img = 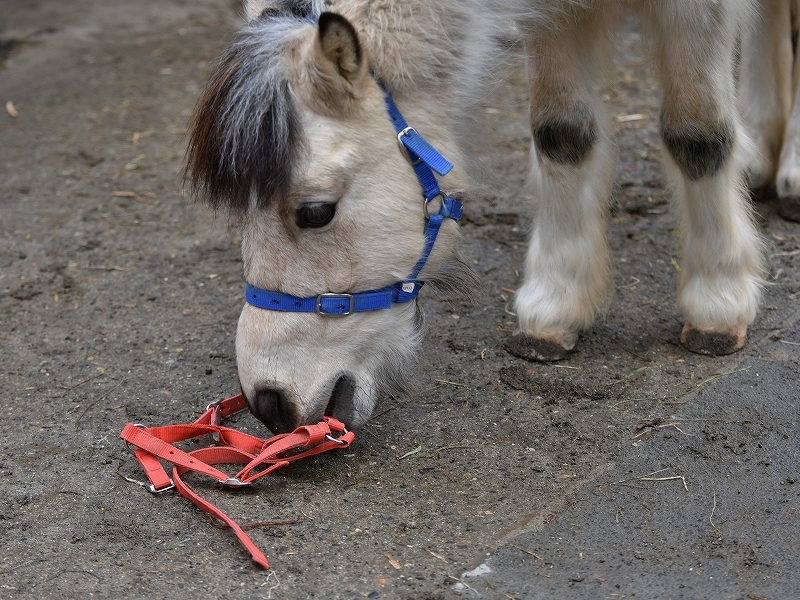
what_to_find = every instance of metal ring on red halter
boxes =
[325,425,349,444]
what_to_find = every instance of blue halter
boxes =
[244,92,463,317]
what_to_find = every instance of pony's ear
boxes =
[244,1,313,22]
[315,12,366,87]
[244,0,272,21]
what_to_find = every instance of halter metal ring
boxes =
[124,423,147,453]
[325,424,349,445]
[423,191,446,219]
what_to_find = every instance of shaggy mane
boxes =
[184,10,310,211]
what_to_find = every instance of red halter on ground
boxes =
[120,393,354,569]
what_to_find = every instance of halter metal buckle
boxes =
[147,479,175,494]
[316,293,355,316]
[397,127,423,166]
[206,398,224,427]
[223,478,250,488]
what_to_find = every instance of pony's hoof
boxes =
[777,195,800,223]
[680,322,747,356]
[504,333,575,362]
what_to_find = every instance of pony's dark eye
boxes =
[295,203,337,229]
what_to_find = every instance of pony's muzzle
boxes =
[245,373,359,434]
[325,373,358,425]
[246,385,297,434]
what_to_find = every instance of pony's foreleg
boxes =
[775,0,800,220]
[737,0,792,192]
[511,20,615,361]
[650,3,765,355]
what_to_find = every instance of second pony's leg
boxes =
[510,10,617,361]
[775,0,800,220]
[737,0,793,192]
[646,1,764,355]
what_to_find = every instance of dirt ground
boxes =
[1,1,798,599]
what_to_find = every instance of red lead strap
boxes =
[120,393,355,569]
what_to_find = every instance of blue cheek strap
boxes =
[244,90,462,316]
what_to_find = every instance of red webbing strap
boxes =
[120,394,354,569]
[235,420,355,483]
[121,423,233,482]
[171,446,284,570]
[194,394,248,426]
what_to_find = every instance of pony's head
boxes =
[186,3,473,432]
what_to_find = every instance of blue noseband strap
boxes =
[245,281,424,316]
[244,91,461,316]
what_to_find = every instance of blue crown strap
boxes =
[384,94,453,178]
[398,129,454,177]
[407,213,445,283]
[415,161,443,203]
[243,89,461,317]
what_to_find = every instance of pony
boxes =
[185,0,765,433]
[739,0,800,221]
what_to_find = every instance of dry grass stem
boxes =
[448,575,479,596]
[112,190,156,205]
[696,367,751,389]
[60,370,105,390]
[509,544,543,560]
[709,491,723,538]
[399,445,422,459]
[76,379,125,425]
[435,379,468,387]
[639,475,689,492]
[617,113,646,122]
[771,249,800,258]
[600,468,689,492]
[385,553,402,570]
[425,548,448,563]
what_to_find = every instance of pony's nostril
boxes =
[248,386,296,434]
[325,374,357,424]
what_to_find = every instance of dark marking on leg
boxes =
[660,115,734,180]
[532,104,597,165]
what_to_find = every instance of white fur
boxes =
[515,0,764,347]
[738,0,793,189]
[203,0,766,430]
[740,0,800,206]
[233,0,485,429]
[515,11,616,344]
